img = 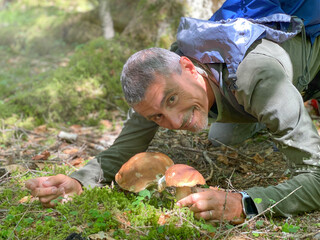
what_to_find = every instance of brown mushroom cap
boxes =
[115,152,174,192]
[165,164,206,187]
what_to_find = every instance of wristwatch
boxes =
[240,191,258,219]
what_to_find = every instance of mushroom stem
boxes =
[176,186,192,201]
[157,175,166,192]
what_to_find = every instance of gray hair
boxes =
[120,47,181,105]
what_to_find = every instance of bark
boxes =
[99,0,115,39]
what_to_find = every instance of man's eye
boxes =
[168,96,176,104]
[154,114,162,121]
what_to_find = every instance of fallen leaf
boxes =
[88,231,115,240]
[32,150,50,160]
[100,120,113,129]
[5,164,27,173]
[70,124,82,133]
[33,125,47,134]
[217,154,229,165]
[34,162,45,170]
[157,213,170,225]
[227,151,238,158]
[19,195,37,204]
[239,164,249,172]
[63,148,79,155]
[70,157,84,167]
[253,153,265,164]
[115,211,131,226]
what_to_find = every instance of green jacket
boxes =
[71,34,320,217]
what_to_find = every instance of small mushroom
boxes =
[165,164,206,201]
[115,152,174,192]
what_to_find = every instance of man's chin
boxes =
[189,119,208,133]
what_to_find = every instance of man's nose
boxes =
[166,114,183,129]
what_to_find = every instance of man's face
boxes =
[133,57,213,133]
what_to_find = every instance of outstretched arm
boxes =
[235,39,320,216]
[70,109,158,188]
[26,109,158,207]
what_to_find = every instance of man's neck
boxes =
[196,72,215,111]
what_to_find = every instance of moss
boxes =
[1,36,134,125]
[121,0,184,49]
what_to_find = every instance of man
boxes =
[26,0,320,223]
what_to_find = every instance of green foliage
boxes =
[0,164,216,239]
[1,36,134,126]
[0,0,137,127]
[281,222,300,233]
[254,198,262,204]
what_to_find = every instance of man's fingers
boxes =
[31,186,59,198]
[42,174,66,188]
[189,198,216,213]
[192,187,213,193]
[194,210,220,220]
[177,190,214,207]
[25,177,49,190]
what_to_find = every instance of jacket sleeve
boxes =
[69,109,158,188]
[234,41,320,217]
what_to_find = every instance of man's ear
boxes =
[179,56,198,77]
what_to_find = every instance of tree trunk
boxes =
[99,0,115,39]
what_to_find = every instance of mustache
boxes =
[180,107,194,129]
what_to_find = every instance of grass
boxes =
[0,164,216,240]
[0,0,132,127]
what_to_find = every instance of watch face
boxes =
[243,196,258,217]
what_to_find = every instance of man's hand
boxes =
[25,174,83,208]
[176,187,245,224]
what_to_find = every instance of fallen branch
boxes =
[202,151,214,181]
[211,139,253,161]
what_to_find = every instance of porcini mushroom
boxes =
[165,164,206,201]
[115,152,174,192]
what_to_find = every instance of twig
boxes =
[11,201,33,240]
[175,209,213,239]
[299,230,320,239]
[216,185,303,240]
[211,139,253,161]
[202,151,214,181]
[173,145,220,156]
[218,169,236,234]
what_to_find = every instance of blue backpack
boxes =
[210,0,320,44]
[176,0,319,89]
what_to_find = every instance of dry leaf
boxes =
[34,125,47,134]
[227,151,238,158]
[5,164,27,173]
[88,231,115,240]
[70,124,82,133]
[34,162,45,170]
[32,150,50,160]
[63,148,79,155]
[239,164,249,172]
[253,153,265,164]
[19,195,37,203]
[157,213,170,225]
[70,157,84,167]
[217,154,229,165]
[100,119,113,129]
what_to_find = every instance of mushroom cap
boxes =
[165,164,205,187]
[115,152,174,192]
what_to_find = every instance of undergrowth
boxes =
[0,164,216,240]
[0,0,133,127]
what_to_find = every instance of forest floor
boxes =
[1,115,320,239]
